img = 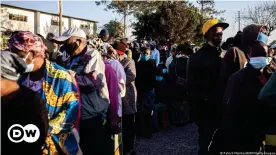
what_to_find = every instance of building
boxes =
[1,4,98,38]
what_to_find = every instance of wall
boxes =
[1,7,34,32]
[72,18,94,35]
[40,13,69,37]
[1,6,97,38]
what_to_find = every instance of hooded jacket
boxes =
[220,24,265,103]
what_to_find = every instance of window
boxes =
[51,19,64,26]
[9,14,28,22]
[80,24,90,29]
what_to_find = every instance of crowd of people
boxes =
[1,18,276,155]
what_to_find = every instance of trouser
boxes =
[197,117,218,155]
[122,114,136,155]
[136,91,155,138]
[79,115,113,155]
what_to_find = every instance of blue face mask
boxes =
[156,76,163,82]
[141,55,150,61]
[162,68,167,74]
[249,57,269,69]
[257,32,268,45]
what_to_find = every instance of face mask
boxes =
[141,55,150,61]
[64,41,79,55]
[257,32,268,45]
[156,76,163,82]
[162,68,167,74]
[249,57,269,70]
[23,52,35,73]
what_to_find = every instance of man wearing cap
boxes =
[107,43,127,118]
[186,19,229,155]
[52,27,110,155]
[99,29,111,52]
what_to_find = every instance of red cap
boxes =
[117,50,125,55]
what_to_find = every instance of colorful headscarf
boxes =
[8,31,47,58]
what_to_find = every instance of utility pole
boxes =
[201,0,204,14]
[238,11,241,31]
[123,4,129,38]
[59,0,62,36]
[123,12,126,38]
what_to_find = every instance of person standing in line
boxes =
[8,31,80,155]
[106,43,127,117]
[259,71,276,152]
[52,27,110,155]
[220,24,268,102]
[1,51,48,155]
[150,41,160,66]
[99,29,111,52]
[222,41,270,152]
[186,19,229,155]
[117,44,138,155]
[135,48,159,139]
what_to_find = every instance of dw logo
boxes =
[7,124,40,143]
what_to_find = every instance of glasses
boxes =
[214,32,223,38]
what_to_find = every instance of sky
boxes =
[1,0,275,42]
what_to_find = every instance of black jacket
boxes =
[221,64,266,151]
[136,59,159,93]
[187,43,222,121]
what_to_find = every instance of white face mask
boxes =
[249,57,269,70]
[23,52,34,73]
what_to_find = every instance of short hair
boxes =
[143,47,152,55]
[46,33,55,40]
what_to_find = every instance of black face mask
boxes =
[63,42,79,56]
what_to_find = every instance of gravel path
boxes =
[136,123,199,155]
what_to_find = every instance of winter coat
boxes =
[186,43,222,123]
[120,58,138,115]
[221,64,267,152]
[259,71,276,151]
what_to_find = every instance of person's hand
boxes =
[68,70,76,77]
[91,71,98,80]
[33,57,44,71]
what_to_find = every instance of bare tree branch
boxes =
[241,1,276,35]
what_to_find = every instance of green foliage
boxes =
[0,34,9,50]
[103,20,124,38]
[96,0,225,45]
[132,1,204,45]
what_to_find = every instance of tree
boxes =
[242,1,276,35]
[197,0,225,19]
[132,1,203,45]
[103,20,124,38]
[96,1,162,37]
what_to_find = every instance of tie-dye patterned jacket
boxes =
[19,59,79,155]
